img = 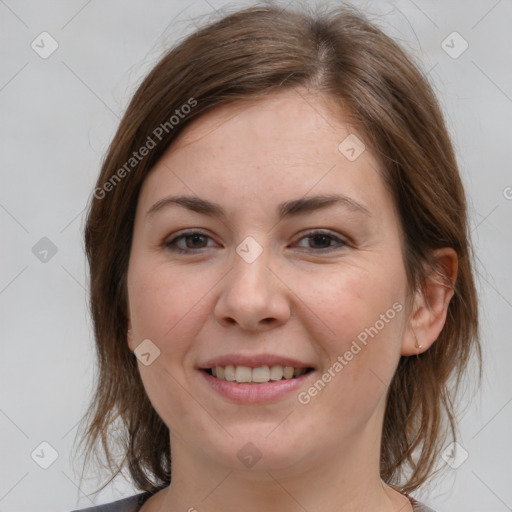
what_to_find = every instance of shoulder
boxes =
[410,496,437,512]
[69,492,152,512]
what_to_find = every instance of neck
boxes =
[151,431,411,512]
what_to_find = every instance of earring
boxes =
[413,331,423,350]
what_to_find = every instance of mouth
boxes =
[198,354,316,402]
[203,365,315,384]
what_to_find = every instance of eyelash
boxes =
[164,230,348,254]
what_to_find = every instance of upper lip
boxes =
[199,354,313,369]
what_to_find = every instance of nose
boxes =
[213,247,291,332]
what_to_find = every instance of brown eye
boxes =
[165,231,216,253]
[308,234,333,249]
[184,234,208,249]
[295,230,347,252]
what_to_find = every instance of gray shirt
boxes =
[70,492,436,511]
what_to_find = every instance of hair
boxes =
[78,1,481,497]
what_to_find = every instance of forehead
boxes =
[168,91,355,168]
[138,90,391,219]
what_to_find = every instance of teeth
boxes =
[224,365,236,381]
[283,366,294,379]
[252,366,270,383]
[269,365,283,381]
[209,365,309,383]
[235,366,251,382]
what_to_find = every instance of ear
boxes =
[401,248,458,356]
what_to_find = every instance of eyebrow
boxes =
[145,193,372,221]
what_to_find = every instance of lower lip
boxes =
[200,370,313,403]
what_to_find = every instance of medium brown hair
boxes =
[78,2,481,496]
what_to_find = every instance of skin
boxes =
[126,89,457,512]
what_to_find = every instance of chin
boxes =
[199,426,312,474]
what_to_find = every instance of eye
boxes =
[164,231,217,253]
[294,230,347,252]
[164,229,348,254]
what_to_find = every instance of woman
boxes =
[73,3,481,511]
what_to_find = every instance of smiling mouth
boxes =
[204,365,314,384]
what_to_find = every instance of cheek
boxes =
[128,262,213,345]
[127,263,214,425]
[296,261,405,339]
[136,361,208,439]
[294,261,406,395]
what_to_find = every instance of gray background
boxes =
[1,1,511,511]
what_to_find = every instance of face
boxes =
[126,90,412,476]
